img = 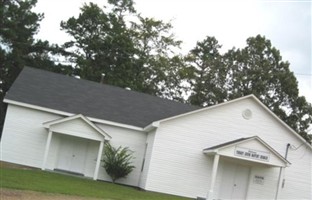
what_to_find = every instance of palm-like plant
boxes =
[102,143,135,183]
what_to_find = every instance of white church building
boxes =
[1,67,311,199]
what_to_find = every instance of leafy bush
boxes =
[102,143,135,183]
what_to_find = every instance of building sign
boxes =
[253,175,265,185]
[234,146,270,162]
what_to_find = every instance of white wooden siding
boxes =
[45,134,61,169]
[144,98,312,199]
[218,139,286,167]
[1,104,147,187]
[215,157,280,199]
[1,105,62,168]
[50,118,104,141]
[279,145,312,199]
[48,134,102,178]
[2,98,311,199]
[95,123,147,186]
[247,165,280,199]
[84,140,100,177]
[139,130,156,188]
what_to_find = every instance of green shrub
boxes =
[102,143,135,183]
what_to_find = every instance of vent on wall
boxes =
[242,109,252,120]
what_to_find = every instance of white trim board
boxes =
[148,95,312,151]
[4,99,145,132]
[43,114,112,140]
[203,136,290,167]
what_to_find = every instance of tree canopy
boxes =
[186,35,312,141]
[0,0,72,134]
[185,36,227,106]
[1,0,311,142]
[60,1,183,100]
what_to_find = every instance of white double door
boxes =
[57,135,88,174]
[219,162,250,200]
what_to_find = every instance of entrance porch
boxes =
[203,136,290,200]
[41,114,111,180]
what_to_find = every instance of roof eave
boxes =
[4,98,144,132]
[143,121,159,132]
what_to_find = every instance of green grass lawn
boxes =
[0,166,190,200]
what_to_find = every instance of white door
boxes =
[57,136,88,174]
[219,162,250,200]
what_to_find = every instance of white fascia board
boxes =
[4,99,145,132]
[147,95,312,151]
[88,117,144,131]
[203,137,256,154]
[154,95,256,124]
[235,136,290,165]
[143,121,159,132]
[79,114,112,140]
[4,99,73,116]
[44,114,112,140]
[249,96,312,151]
[254,136,291,165]
[43,114,82,127]
[204,137,255,152]
[202,149,218,154]
[44,114,112,141]
[204,136,290,165]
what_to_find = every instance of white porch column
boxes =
[206,154,220,200]
[42,130,53,170]
[93,141,104,180]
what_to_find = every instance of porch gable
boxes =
[203,136,290,167]
[43,114,111,141]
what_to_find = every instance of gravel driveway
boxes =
[0,188,103,200]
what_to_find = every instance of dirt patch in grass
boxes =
[0,188,104,200]
[0,161,34,170]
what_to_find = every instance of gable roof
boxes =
[43,114,112,140]
[204,137,253,151]
[203,136,291,167]
[154,94,312,150]
[4,67,199,128]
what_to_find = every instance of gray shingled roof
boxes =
[5,67,199,127]
[203,137,253,151]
